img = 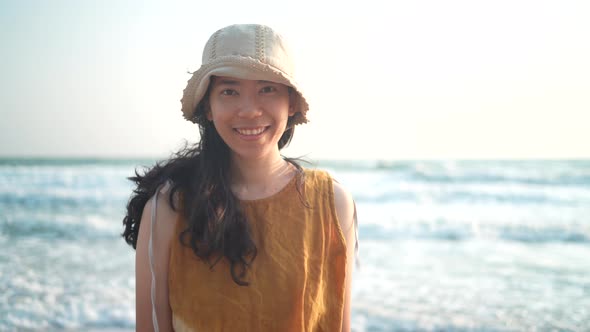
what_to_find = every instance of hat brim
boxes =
[181,55,309,125]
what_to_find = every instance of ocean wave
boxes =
[358,223,590,244]
[325,160,590,186]
[0,190,128,210]
[350,181,590,206]
[0,213,121,240]
[410,171,590,187]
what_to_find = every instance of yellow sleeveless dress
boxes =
[168,169,348,331]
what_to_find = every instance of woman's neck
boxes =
[229,152,295,200]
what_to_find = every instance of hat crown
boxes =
[202,24,295,78]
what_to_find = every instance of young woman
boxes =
[122,24,357,332]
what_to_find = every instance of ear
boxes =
[206,110,213,121]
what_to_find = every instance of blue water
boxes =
[1,158,589,331]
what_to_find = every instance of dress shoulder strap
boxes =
[148,180,172,332]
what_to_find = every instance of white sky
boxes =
[1,0,589,160]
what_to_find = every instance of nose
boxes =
[237,94,263,119]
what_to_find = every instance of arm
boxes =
[136,186,178,332]
[333,181,356,332]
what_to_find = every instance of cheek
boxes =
[208,101,229,122]
[272,97,292,116]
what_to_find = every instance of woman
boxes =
[122,24,357,332]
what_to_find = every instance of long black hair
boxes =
[122,87,303,286]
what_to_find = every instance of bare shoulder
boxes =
[136,182,182,266]
[135,182,179,331]
[332,179,355,236]
[155,182,181,221]
[143,182,181,237]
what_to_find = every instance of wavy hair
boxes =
[122,86,304,286]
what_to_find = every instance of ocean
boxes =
[0,158,589,331]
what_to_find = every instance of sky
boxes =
[1,0,589,160]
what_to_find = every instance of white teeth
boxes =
[236,127,265,136]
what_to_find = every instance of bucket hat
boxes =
[181,24,309,126]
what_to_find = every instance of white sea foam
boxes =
[0,237,135,331]
[351,240,590,331]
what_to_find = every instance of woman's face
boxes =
[207,76,295,160]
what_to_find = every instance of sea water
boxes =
[1,158,589,331]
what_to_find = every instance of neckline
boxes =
[239,169,301,204]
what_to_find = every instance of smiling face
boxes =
[207,76,295,161]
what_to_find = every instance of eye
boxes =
[220,89,238,96]
[260,86,277,94]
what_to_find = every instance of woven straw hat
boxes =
[181,24,309,126]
